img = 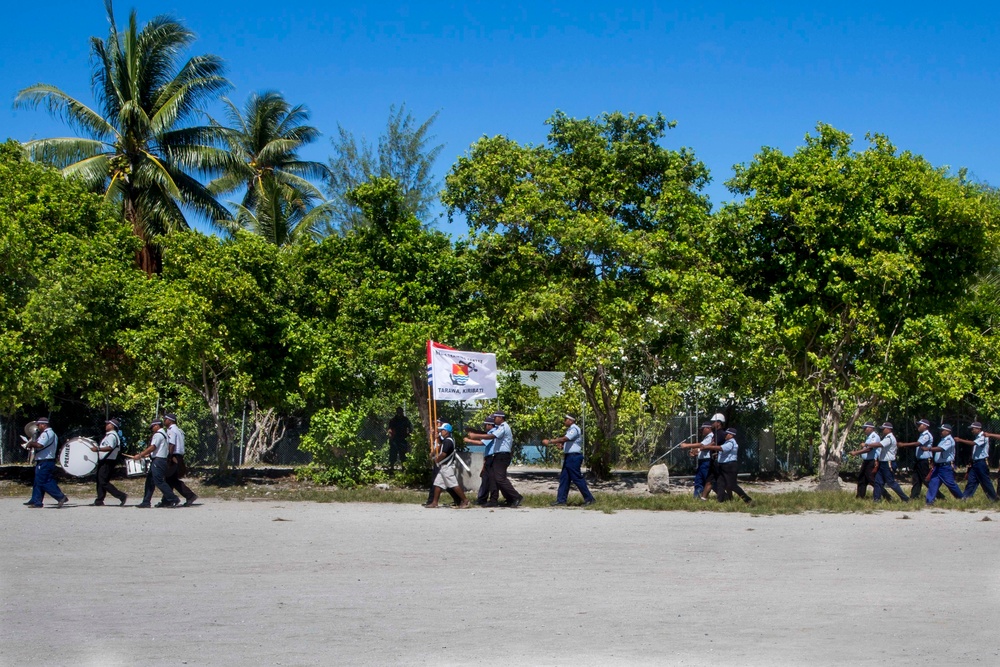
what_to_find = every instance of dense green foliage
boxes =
[6,3,1000,488]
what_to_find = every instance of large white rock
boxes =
[647,463,670,494]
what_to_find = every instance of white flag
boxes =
[429,342,498,401]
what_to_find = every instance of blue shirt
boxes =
[35,427,58,460]
[718,437,738,464]
[934,435,956,464]
[877,433,897,461]
[563,423,582,454]
[861,431,881,460]
[482,427,496,457]
[492,421,513,454]
[972,433,989,460]
[698,433,714,460]
[916,430,933,460]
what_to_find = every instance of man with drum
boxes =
[128,418,180,508]
[89,418,127,506]
[163,413,197,506]
[23,416,69,508]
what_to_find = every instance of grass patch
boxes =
[3,470,999,514]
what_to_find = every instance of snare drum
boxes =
[125,457,151,477]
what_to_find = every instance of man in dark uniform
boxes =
[466,411,521,507]
[163,413,197,506]
[475,416,497,507]
[897,419,936,500]
[23,417,69,508]
[849,422,881,499]
[954,421,999,501]
[544,414,595,506]
[89,418,127,506]
[386,407,412,474]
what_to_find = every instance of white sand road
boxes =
[2,498,999,666]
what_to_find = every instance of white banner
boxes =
[429,343,498,401]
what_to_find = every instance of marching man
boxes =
[543,414,595,507]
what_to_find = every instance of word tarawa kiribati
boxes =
[427,341,498,401]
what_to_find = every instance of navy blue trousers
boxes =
[556,453,594,503]
[693,458,711,497]
[29,459,66,505]
[963,459,998,501]
[874,462,909,501]
[926,464,964,504]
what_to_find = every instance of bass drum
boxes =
[60,436,98,477]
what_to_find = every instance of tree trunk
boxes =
[816,391,876,491]
[578,368,619,480]
[124,195,161,275]
[243,402,287,464]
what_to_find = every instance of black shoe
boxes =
[26,503,43,508]
[155,500,179,508]
[550,501,567,506]
[119,494,128,506]
[582,499,596,506]
[482,501,498,508]
[90,501,105,506]
[183,494,198,507]
[506,498,523,508]
[23,501,37,506]
[57,497,69,508]
[136,503,152,508]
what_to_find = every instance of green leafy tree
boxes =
[121,231,294,470]
[443,111,736,478]
[326,104,443,232]
[719,124,1000,488]
[14,0,230,273]
[288,177,467,439]
[0,140,142,415]
[218,176,333,247]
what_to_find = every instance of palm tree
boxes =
[219,177,333,247]
[15,1,230,274]
[207,91,329,213]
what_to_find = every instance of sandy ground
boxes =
[2,498,999,666]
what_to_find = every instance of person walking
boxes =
[873,422,909,502]
[163,413,197,506]
[544,414,595,506]
[680,423,715,499]
[466,412,521,507]
[425,424,469,509]
[896,419,936,500]
[89,418,127,506]
[475,416,498,507]
[23,417,69,509]
[849,422,881,499]
[923,424,965,505]
[699,428,752,503]
[954,421,999,502]
[129,419,180,508]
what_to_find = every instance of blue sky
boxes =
[3,1,998,232]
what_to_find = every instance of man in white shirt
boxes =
[163,413,197,506]
[89,418,127,506]
[544,415,595,506]
[128,419,180,508]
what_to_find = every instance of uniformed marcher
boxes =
[699,428,751,503]
[23,417,69,508]
[475,417,498,507]
[896,419,936,499]
[544,414,595,506]
[89,418,127,506]
[163,414,197,506]
[700,413,728,500]
[922,424,965,505]
[873,422,909,501]
[465,412,521,507]
[849,422,881,499]
[954,421,999,501]
[680,423,715,499]
[128,419,180,508]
